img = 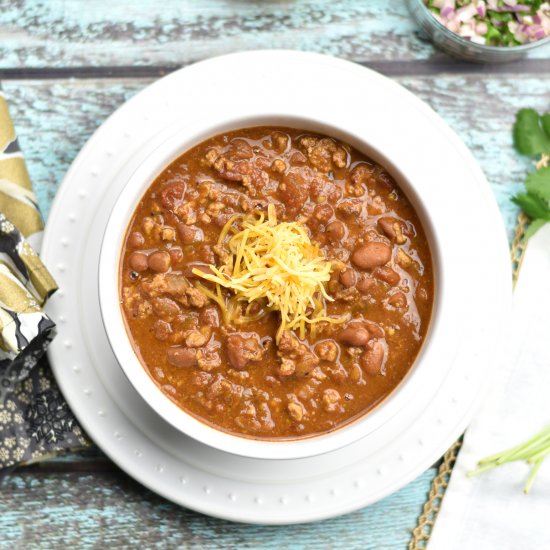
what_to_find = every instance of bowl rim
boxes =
[410,0,550,53]
[98,112,443,460]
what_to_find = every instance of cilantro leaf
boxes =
[511,192,550,221]
[525,166,550,201]
[513,108,550,157]
[542,113,550,139]
[524,219,548,240]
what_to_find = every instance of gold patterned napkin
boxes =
[0,89,88,473]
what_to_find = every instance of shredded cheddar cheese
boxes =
[192,204,347,341]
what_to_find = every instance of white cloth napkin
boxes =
[429,224,550,550]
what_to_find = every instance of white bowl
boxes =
[99,112,442,460]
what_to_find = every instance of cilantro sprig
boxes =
[469,110,550,493]
[511,108,550,240]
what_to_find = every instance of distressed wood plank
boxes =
[4,73,548,238]
[0,466,436,548]
[2,0,549,70]
[0,0,433,68]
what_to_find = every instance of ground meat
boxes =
[348,163,374,196]
[336,198,363,218]
[277,331,320,377]
[315,340,339,362]
[207,149,269,196]
[227,139,254,160]
[271,158,286,173]
[272,131,289,153]
[122,286,152,319]
[287,400,305,421]
[300,136,347,174]
[322,389,342,412]
[278,168,310,217]
[196,348,222,371]
[309,173,341,203]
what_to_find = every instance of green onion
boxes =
[468,424,550,493]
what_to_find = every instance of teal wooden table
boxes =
[1,1,548,548]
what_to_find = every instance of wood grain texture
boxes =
[0,464,436,549]
[0,0,432,68]
[4,73,548,239]
[2,0,550,71]
[1,0,546,542]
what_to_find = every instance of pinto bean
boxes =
[161,182,186,210]
[153,320,172,341]
[200,306,220,327]
[325,220,346,243]
[378,217,397,239]
[167,347,198,368]
[352,242,392,270]
[128,231,145,249]
[357,276,375,294]
[227,332,264,370]
[378,217,407,244]
[177,223,204,244]
[152,297,180,319]
[185,327,211,348]
[361,340,387,376]
[362,320,385,339]
[168,247,183,265]
[290,151,307,166]
[228,138,254,160]
[128,252,149,272]
[148,251,171,273]
[388,291,407,308]
[339,324,370,346]
[373,266,400,286]
[279,169,309,216]
[339,268,357,288]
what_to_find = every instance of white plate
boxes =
[41,50,511,524]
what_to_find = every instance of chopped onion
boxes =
[477,1,487,17]
[476,21,488,34]
[424,0,550,46]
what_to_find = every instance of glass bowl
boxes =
[406,0,550,63]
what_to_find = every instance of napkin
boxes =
[429,224,550,549]
[0,89,88,474]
